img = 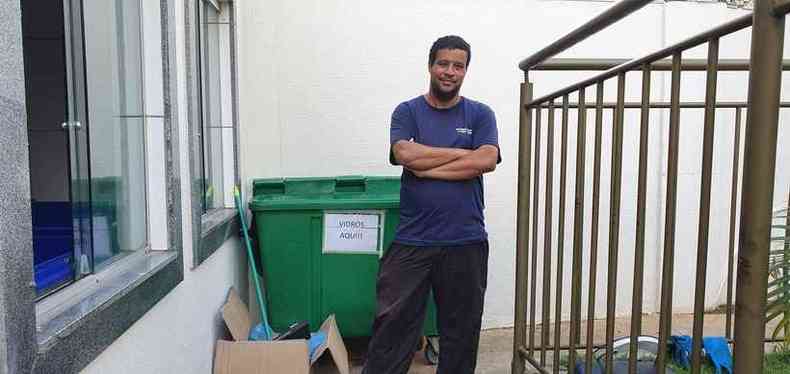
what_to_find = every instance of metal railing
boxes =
[512,1,789,373]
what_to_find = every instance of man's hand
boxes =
[412,145,498,181]
[392,140,471,171]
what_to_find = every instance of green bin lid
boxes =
[249,175,401,211]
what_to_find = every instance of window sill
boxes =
[194,207,239,268]
[33,250,182,372]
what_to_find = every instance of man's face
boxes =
[429,48,468,101]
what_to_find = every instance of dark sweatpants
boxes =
[362,241,489,374]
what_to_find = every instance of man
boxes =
[363,35,500,374]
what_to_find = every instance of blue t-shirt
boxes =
[389,96,500,246]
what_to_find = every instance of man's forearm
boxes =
[414,157,487,181]
[412,145,498,181]
[416,167,483,181]
[392,140,471,171]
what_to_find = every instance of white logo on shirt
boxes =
[456,127,473,135]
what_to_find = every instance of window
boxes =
[82,0,149,267]
[25,0,151,297]
[189,0,240,267]
[1,0,184,371]
[196,0,236,212]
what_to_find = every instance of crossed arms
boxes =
[391,140,498,181]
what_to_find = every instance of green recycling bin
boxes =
[249,175,438,339]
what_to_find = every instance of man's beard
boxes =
[430,79,460,103]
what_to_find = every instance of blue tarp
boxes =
[671,335,733,374]
[703,337,733,374]
[670,335,693,368]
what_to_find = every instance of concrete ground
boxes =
[334,328,514,374]
[314,312,777,373]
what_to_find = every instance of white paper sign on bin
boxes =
[323,211,383,254]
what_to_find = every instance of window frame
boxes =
[0,0,184,372]
[187,0,241,268]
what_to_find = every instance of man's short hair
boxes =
[429,35,471,67]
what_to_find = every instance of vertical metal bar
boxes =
[604,72,626,374]
[691,38,719,374]
[734,0,785,372]
[553,95,570,373]
[628,64,651,374]
[656,51,683,374]
[585,81,605,374]
[725,108,742,341]
[541,101,556,367]
[530,107,543,357]
[513,82,534,374]
[568,87,587,374]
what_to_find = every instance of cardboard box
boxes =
[214,288,350,374]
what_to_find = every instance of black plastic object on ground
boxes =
[274,321,310,341]
[575,335,674,374]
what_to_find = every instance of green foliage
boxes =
[765,350,790,373]
[767,207,790,348]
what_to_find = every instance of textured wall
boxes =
[235,0,666,328]
[0,1,37,373]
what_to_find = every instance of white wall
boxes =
[659,3,790,317]
[80,241,246,374]
[237,0,790,329]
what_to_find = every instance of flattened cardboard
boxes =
[222,289,252,341]
[216,288,350,374]
[314,316,349,369]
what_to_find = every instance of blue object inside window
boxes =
[32,201,75,294]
